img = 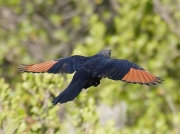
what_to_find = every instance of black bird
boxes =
[18,50,162,104]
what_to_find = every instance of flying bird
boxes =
[18,50,162,105]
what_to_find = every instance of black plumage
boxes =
[18,50,162,104]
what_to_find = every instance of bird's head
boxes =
[97,50,111,58]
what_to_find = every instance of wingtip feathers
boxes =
[122,68,163,85]
[18,60,58,73]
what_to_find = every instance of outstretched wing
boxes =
[52,69,91,104]
[92,59,162,85]
[18,56,89,74]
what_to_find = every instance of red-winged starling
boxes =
[18,50,163,105]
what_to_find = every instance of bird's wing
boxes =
[92,59,162,85]
[52,69,91,104]
[18,55,89,74]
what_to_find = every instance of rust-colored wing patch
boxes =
[18,60,58,73]
[122,68,162,85]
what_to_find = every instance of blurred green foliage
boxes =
[0,0,180,133]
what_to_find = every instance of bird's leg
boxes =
[90,77,101,87]
[83,77,101,89]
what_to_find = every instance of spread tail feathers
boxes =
[52,69,91,104]
[52,81,84,104]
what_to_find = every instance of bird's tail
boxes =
[52,69,91,105]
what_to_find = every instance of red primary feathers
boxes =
[18,60,58,73]
[122,68,161,85]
